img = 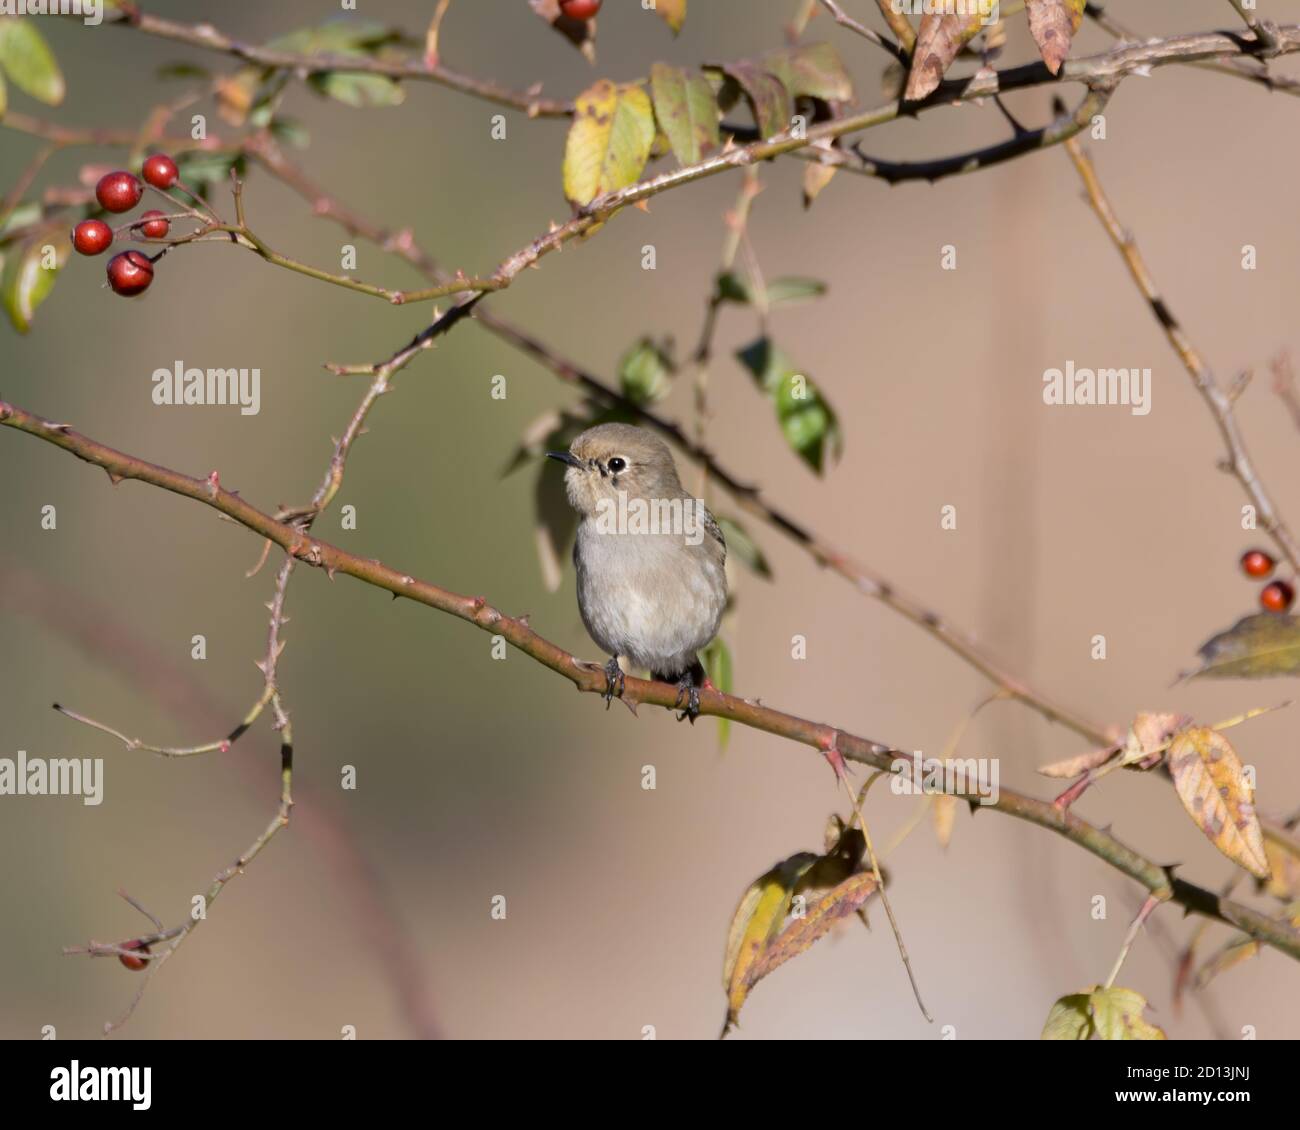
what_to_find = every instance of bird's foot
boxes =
[673,675,701,724]
[602,657,625,708]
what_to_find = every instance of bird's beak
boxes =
[546,451,583,469]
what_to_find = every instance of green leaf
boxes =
[736,338,842,474]
[707,60,790,138]
[307,71,405,108]
[1089,987,1167,1041]
[701,636,733,749]
[766,277,827,305]
[762,43,853,103]
[0,201,42,242]
[1041,993,1092,1040]
[0,68,7,118]
[649,63,720,168]
[563,80,657,206]
[1041,986,1166,1040]
[618,337,673,405]
[269,117,311,149]
[1,231,67,334]
[717,515,772,579]
[716,273,824,308]
[173,152,245,199]
[1186,613,1300,680]
[0,20,64,106]
[157,62,212,81]
[265,20,401,56]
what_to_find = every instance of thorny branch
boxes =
[4,398,1300,965]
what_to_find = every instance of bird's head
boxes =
[547,423,683,517]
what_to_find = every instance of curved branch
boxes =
[4,396,1298,964]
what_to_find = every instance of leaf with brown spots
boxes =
[708,59,791,138]
[562,80,657,206]
[1167,727,1270,880]
[649,63,720,168]
[1026,0,1085,75]
[904,11,987,102]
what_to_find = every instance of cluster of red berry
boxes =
[1240,549,1294,612]
[70,153,182,298]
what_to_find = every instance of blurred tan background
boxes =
[2,0,1300,1039]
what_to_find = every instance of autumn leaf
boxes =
[653,0,686,35]
[905,11,987,101]
[762,42,853,104]
[1167,727,1269,880]
[722,852,820,1030]
[932,794,958,848]
[1089,987,1167,1040]
[649,63,720,168]
[1185,613,1300,680]
[709,59,791,138]
[1038,743,1119,779]
[802,151,838,209]
[725,869,878,1032]
[1042,986,1166,1040]
[563,80,657,206]
[1026,0,1085,75]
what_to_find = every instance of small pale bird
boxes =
[548,423,727,719]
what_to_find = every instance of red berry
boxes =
[141,153,179,190]
[1241,549,1275,579]
[1260,579,1295,613]
[95,171,143,214]
[117,939,150,972]
[106,250,155,297]
[559,0,602,19]
[138,210,169,239]
[72,218,114,256]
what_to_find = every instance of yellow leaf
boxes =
[1041,993,1092,1040]
[1167,727,1270,879]
[563,80,656,207]
[1090,986,1167,1040]
[932,794,957,848]
[739,872,878,1015]
[722,853,818,1025]
[654,0,686,34]
[1042,986,1166,1040]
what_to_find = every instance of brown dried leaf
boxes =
[904,11,986,101]
[802,150,837,209]
[1038,743,1119,779]
[1026,0,1085,75]
[1167,727,1270,879]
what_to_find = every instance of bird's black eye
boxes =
[607,457,627,474]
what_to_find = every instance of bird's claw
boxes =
[674,678,701,724]
[602,658,625,708]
